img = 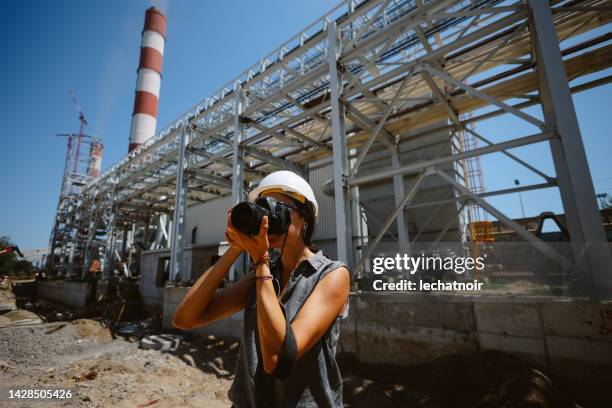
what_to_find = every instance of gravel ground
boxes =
[0,319,236,407]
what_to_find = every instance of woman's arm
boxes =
[172,246,253,330]
[172,209,254,330]
[256,263,350,374]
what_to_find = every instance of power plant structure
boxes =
[45,0,612,307]
[47,94,103,276]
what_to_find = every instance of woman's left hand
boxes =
[227,215,270,261]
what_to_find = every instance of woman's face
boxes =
[261,192,307,249]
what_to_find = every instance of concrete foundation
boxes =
[37,280,92,308]
[160,289,612,384]
[339,292,612,386]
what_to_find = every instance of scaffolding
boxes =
[457,111,491,241]
[48,133,103,275]
[47,0,612,296]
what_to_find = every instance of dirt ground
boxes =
[0,285,598,407]
[0,318,237,408]
[339,351,591,408]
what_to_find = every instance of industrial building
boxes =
[41,0,612,385]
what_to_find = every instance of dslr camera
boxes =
[230,196,293,236]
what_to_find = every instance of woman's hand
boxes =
[224,209,244,255]
[226,210,270,262]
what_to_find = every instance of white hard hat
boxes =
[248,170,319,221]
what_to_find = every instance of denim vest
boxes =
[228,250,349,407]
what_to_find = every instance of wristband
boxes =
[251,252,270,271]
[256,252,270,265]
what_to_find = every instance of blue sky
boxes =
[0,1,610,250]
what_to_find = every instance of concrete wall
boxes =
[340,292,612,383]
[185,244,230,282]
[163,286,243,339]
[160,289,612,385]
[140,244,230,314]
[140,249,170,315]
[37,281,92,308]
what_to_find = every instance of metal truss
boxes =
[48,0,612,295]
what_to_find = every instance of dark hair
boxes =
[288,196,320,253]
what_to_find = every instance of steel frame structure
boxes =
[47,133,103,276]
[48,0,612,295]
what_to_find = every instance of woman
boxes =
[172,170,350,407]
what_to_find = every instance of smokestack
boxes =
[87,141,104,177]
[128,7,167,152]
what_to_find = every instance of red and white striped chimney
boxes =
[128,7,167,152]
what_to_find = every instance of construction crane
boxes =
[68,89,88,175]
[0,245,24,258]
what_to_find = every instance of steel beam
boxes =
[243,145,306,177]
[433,166,573,268]
[391,149,409,252]
[188,169,232,189]
[187,146,233,166]
[420,63,546,130]
[433,201,467,244]
[348,131,553,186]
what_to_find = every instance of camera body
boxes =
[230,196,292,236]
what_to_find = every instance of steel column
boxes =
[528,0,612,294]
[103,179,119,278]
[327,22,354,268]
[169,125,191,283]
[231,85,247,282]
[81,190,99,279]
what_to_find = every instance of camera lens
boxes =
[256,197,292,235]
[230,197,293,236]
[231,202,265,236]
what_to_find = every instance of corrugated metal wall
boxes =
[186,196,232,246]
[309,164,337,241]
